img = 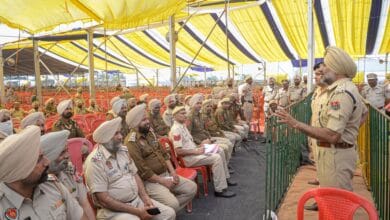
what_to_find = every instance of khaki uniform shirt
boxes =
[187,110,211,144]
[277,88,289,107]
[263,85,278,103]
[86,105,102,113]
[74,106,88,115]
[311,86,328,127]
[215,108,235,131]
[361,84,389,108]
[0,177,83,220]
[201,111,225,137]
[58,164,87,202]
[148,112,170,136]
[288,85,305,103]
[44,105,57,117]
[126,129,170,180]
[230,103,245,121]
[224,87,237,96]
[52,118,84,138]
[169,121,197,150]
[84,145,139,206]
[10,109,25,120]
[241,83,253,102]
[319,78,363,145]
[162,108,174,127]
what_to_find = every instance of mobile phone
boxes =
[146,207,161,215]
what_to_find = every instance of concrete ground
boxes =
[277,165,375,220]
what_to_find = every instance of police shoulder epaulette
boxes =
[128,132,137,142]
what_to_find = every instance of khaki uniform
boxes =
[288,85,305,103]
[58,163,88,203]
[230,103,249,138]
[309,86,328,162]
[224,87,237,96]
[52,118,84,138]
[187,110,234,163]
[201,110,240,148]
[361,84,390,108]
[74,106,89,115]
[148,112,170,136]
[121,92,134,100]
[277,87,289,107]
[169,121,230,192]
[87,105,102,113]
[317,78,363,191]
[0,177,83,220]
[120,117,130,138]
[84,145,175,220]
[10,109,25,120]
[240,83,254,122]
[215,108,245,139]
[126,129,197,212]
[263,85,278,113]
[162,108,174,127]
[44,105,57,117]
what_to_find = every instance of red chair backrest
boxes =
[297,188,378,220]
[67,138,94,174]
[91,119,106,132]
[159,137,181,168]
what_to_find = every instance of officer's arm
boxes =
[94,191,142,216]
[275,109,342,144]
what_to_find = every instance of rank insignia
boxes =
[330,101,340,110]
[173,134,181,141]
[4,208,17,220]
[106,161,113,169]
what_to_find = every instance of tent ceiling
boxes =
[1,0,389,73]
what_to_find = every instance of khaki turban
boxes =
[126,104,146,128]
[57,99,72,115]
[0,126,41,183]
[184,95,192,103]
[324,46,357,78]
[173,106,186,115]
[139,94,149,102]
[21,112,45,129]
[41,130,70,161]
[164,94,176,105]
[0,109,11,122]
[148,99,161,110]
[202,99,213,107]
[245,76,253,82]
[218,97,231,107]
[112,98,127,115]
[189,93,204,107]
[93,117,122,144]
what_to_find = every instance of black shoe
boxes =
[307,179,320,185]
[304,203,318,211]
[227,179,238,186]
[228,166,235,174]
[214,189,236,198]
[243,138,248,142]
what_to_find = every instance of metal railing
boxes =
[264,95,312,216]
[368,106,389,219]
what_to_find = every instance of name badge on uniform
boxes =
[4,208,18,220]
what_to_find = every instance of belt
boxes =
[317,141,354,149]
[244,101,253,103]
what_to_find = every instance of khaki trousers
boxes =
[243,102,254,123]
[211,137,234,162]
[234,125,247,139]
[317,146,357,191]
[184,149,229,192]
[144,172,197,212]
[97,197,176,220]
[223,131,242,147]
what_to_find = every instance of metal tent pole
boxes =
[0,47,4,103]
[225,0,231,79]
[87,29,96,100]
[169,15,177,90]
[33,40,42,104]
[307,0,315,92]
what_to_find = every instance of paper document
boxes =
[204,144,218,154]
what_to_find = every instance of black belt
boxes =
[317,141,354,149]
[244,101,253,103]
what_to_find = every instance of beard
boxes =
[48,159,69,174]
[103,139,122,153]
[22,166,49,186]
[118,110,127,118]
[138,124,150,134]
[63,112,73,119]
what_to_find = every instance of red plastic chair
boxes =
[67,138,94,174]
[160,137,209,196]
[297,188,378,220]
[91,119,106,132]
[159,137,197,212]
